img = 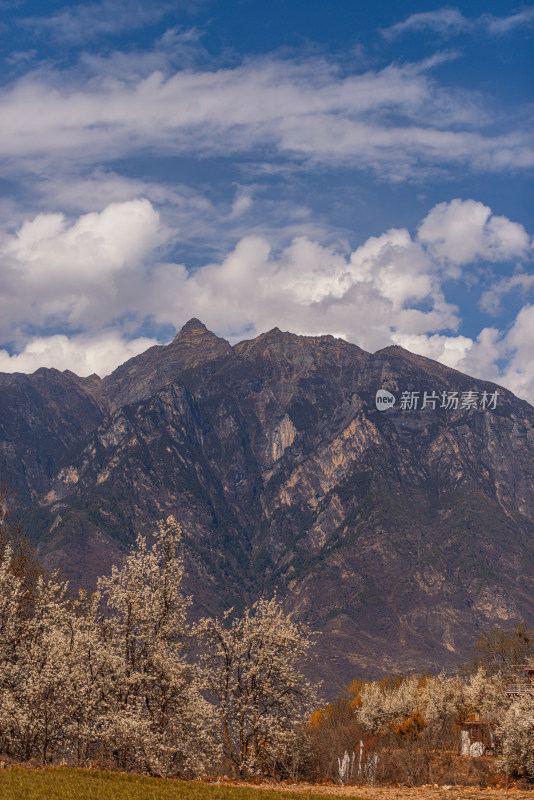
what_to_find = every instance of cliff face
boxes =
[1,319,533,687]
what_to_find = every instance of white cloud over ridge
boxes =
[0,196,533,403]
[0,333,157,377]
[393,312,534,407]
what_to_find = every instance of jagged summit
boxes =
[183,316,206,330]
[234,326,367,363]
[102,319,231,410]
[173,317,210,340]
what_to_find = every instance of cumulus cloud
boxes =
[394,310,534,405]
[140,228,459,354]
[1,196,533,403]
[499,305,534,401]
[417,199,532,267]
[0,199,165,337]
[391,331,477,371]
[0,198,461,367]
[6,199,163,280]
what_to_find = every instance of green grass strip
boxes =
[0,767,366,800]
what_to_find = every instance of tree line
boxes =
[307,626,534,786]
[1,495,534,785]
[0,513,317,778]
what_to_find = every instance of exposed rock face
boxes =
[0,368,104,501]
[1,320,533,689]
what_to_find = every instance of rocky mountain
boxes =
[1,318,533,689]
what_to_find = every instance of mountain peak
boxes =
[102,319,231,410]
[173,317,210,340]
[171,318,231,355]
[171,317,231,356]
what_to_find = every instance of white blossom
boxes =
[496,695,534,778]
[198,595,318,777]
[92,516,217,776]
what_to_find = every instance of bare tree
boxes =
[466,624,534,679]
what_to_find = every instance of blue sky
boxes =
[1,0,533,400]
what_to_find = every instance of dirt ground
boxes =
[232,782,534,800]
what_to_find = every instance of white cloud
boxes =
[499,305,534,402]
[1,57,532,182]
[479,271,534,315]
[6,199,162,280]
[0,197,460,367]
[483,8,534,35]
[393,313,534,405]
[382,7,534,40]
[24,169,216,243]
[0,332,157,377]
[391,331,476,370]
[0,199,164,337]
[77,25,208,79]
[142,228,460,354]
[382,9,470,40]
[22,0,178,43]
[417,199,532,266]
[230,191,253,219]
[2,197,533,403]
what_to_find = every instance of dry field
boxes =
[238,781,534,800]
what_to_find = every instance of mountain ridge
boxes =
[1,320,533,689]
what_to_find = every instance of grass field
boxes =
[2,769,534,800]
[0,768,363,800]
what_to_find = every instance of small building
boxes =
[459,714,495,756]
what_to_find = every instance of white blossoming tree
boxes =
[0,545,76,764]
[197,595,318,778]
[0,512,320,779]
[497,695,534,780]
[0,544,25,759]
[355,673,468,785]
[92,516,217,777]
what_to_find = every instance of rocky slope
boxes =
[1,319,533,688]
